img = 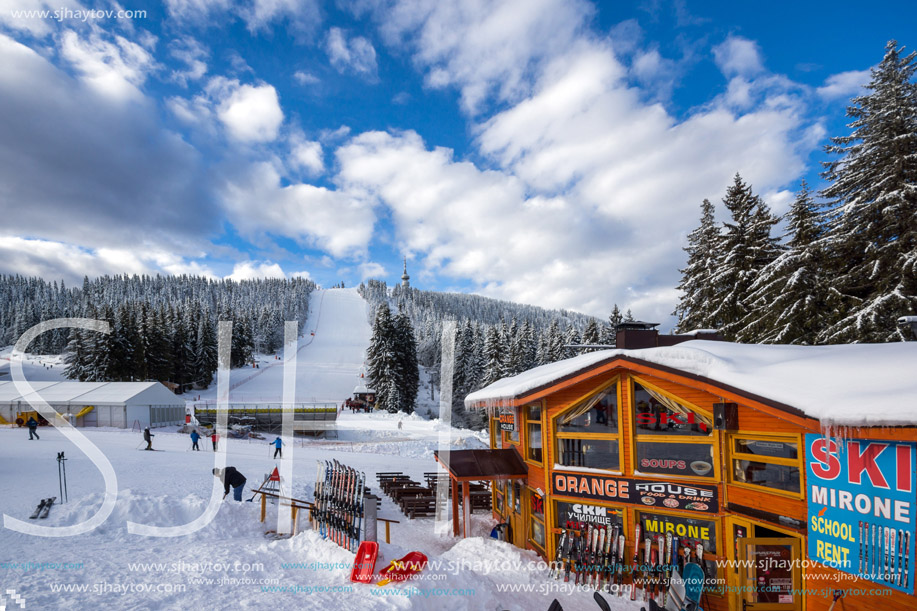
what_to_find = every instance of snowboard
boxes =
[682,562,704,610]
[640,562,704,611]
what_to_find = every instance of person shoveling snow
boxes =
[214,467,247,501]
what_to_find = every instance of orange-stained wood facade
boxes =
[476,356,917,611]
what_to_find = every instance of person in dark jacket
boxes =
[143,427,154,450]
[190,430,201,451]
[214,467,246,501]
[27,417,39,440]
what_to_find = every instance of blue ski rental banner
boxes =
[805,434,915,594]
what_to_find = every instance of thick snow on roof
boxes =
[465,340,917,427]
[0,381,180,405]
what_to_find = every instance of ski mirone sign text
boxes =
[551,471,718,514]
[805,434,915,594]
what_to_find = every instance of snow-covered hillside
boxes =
[195,288,371,404]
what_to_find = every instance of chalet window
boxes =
[639,510,720,584]
[554,380,621,472]
[494,480,506,515]
[554,500,624,530]
[526,404,543,464]
[635,442,715,478]
[556,383,618,434]
[632,378,715,479]
[633,382,712,436]
[502,407,519,444]
[529,490,546,550]
[730,435,802,495]
[558,438,620,470]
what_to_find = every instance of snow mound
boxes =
[46,490,265,541]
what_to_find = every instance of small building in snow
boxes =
[464,338,917,611]
[0,381,184,429]
[352,384,376,405]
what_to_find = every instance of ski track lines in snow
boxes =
[0,426,631,610]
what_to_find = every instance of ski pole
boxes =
[828,590,844,610]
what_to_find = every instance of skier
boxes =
[190,430,201,451]
[143,427,154,450]
[27,416,39,440]
[214,467,247,501]
[211,432,219,452]
[398,420,403,430]
[271,437,284,459]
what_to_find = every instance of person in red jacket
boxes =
[211,432,219,452]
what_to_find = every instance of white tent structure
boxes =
[0,381,183,429]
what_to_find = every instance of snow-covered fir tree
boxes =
[707,174,781,339]
[737,182,831,344]
[673,199,721,333]
[818,40,917,342]
[366,303,420,414]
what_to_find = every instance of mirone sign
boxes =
[805,434,915,594]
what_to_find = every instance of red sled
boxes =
[376,551,428,586]
[350,541,379,583]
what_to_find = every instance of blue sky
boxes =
[0,0,913,325]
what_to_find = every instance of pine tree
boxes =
[63,328,86,381]
[818,40,917,342]
[563,325,580,358]
[581,320,601,352]
[392,311,419,413]
[674,199,721,333]
[738,182,829,344]
[546,320,565,362]
[367,303,396,410]
[518,320,537,371]
[483,326,504,385]
[708,174,781,340]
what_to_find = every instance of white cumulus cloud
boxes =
[817,69,871,100]
[227,260,287,280]
[326,27,378,76]
[211,79,284,143]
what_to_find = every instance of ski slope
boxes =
[197,288,372,404]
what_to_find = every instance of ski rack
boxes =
[313,459,367,552]
[552,520,629,594]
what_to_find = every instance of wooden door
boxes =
[737,536,803,611]
[509,481,526,548]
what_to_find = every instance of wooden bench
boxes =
[379,477,417,495]
[400,496,436,519]
[390,485,431,503]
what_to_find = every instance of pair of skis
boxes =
[29,497,56,519]
[632,531,704,606]
[859,520,910,588]
[553,521,625,591]
[313,460,365,552]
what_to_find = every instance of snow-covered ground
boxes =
[1,288,641,610]
[0,350,67,383]
[0,423,637,611]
